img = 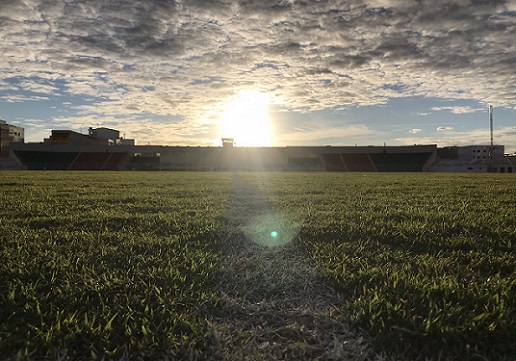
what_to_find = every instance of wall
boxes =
[0,121,24,158]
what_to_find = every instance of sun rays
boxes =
[219,90,273,147]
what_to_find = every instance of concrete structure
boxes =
[430,145,515,173]
[0,120,24,158]
[45,128,135,146]
[11,128,438,171]
[0,120,24,169]
[88,127,119,140]
[8,126,515,173]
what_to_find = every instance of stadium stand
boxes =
[370,152,433,172]
[287,157,323,171]
[341,153,376,172]
[321,153,346,171]
[68,152,112,170]
[13,151,78,170]
[126,155,160,171]
[101,152,128,170]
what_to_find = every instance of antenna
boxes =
[488,105,493,172]
[489,105,493,149]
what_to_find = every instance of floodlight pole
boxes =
[488,105,493,172]
[490,105,494,150]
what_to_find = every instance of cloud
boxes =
[436,126,454,131]
[396,126,516,154]
[0,0,515,144]
[1,94,50,103]
[276,124,376,145]
[432,106,485,114]
[409,128,422,134]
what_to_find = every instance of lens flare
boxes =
[242,213,299,248]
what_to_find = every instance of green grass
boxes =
[264,173,516,360]
[0,172,231,360]
[0,171,515,360]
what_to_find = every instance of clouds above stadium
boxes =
[1,0,515,150]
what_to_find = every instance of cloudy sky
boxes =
[1,0,515,151]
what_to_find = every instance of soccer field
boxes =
[1,171,514,360]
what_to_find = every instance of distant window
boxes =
[467,167,473,170]
[508,167,513,173]
[500,167,505,173]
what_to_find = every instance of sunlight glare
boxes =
[220,90,273,146]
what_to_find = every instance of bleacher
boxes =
[101,152,127,170]
[125,156,160,171]
[68,152,111,170]
[321,153,346,171]
[67,152,127,170]
[13,151,78,170]
[341,153,376,172]
[370,152,433,172]
[0,158,20,170]
[287,157,323,171]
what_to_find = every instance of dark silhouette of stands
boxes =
[126,155,160,171]
[321,153,376,171]
[13,151,127,170]
[320,152,432,172]
[68,152,127,170]
[321,153,346,171]
[14,151,78,170]
[287,157,323,171]
[13,148,435,172]
[341,153,376,171]
[369,152,433,172]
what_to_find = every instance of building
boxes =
[0,120,24,170]
[10,127,437,171]
[7,126,515,173]
[431,145,515,173]
[0,120,24,158]
[88,127,119,141]
[44,128,135,146]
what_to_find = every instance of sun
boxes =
[220,90,273,146]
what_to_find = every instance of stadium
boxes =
[1,121,515,173]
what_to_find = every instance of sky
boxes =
[1,0,515,152]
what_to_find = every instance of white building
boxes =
[0,120,24,158]
[0,119,25,169]
[431,145,514,173]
